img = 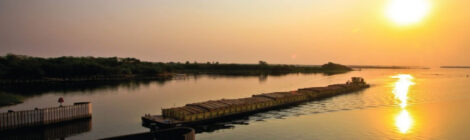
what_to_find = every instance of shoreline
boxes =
[0,74,174,85]
[0,93,24,107]
[0,69,351,85]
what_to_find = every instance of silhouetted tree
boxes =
[258,61,268,66]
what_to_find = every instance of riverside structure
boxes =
[0,102,92,131]
[142,77,369,129]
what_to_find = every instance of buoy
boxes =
[58,97,64,107]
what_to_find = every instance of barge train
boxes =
[142,77,369,129]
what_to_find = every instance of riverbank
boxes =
[0,74,173,85]
[0,93,23,107]
[349,65,429,69]
[441,66,470,68]
[0,54,352,84]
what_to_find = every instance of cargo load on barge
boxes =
[142,77,369,128]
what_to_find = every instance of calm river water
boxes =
[1,68,470,139]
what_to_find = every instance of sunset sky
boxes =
[1,0,469,66]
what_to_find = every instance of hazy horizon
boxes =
[1,0,469,67]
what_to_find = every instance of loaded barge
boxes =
[142,77,369,129]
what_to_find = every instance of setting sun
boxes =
[386,0,431,26]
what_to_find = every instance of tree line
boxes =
[0,54,352,80]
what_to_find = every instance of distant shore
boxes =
[0,54,352,85]
[0,74,173,85]
[349,65,429,69]
[441,66,470,69]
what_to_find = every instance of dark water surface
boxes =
[1,69,470,139]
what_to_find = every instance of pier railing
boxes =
[0,102,92,131]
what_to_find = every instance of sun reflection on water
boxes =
[392,74,415,108]
[391,74,415,134]
[395,110,413,133]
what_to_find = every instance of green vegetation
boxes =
[0,93,24,106]
[0,54,352,81]
[0,54,166,80]
[175,61,351,76]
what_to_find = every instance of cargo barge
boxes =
[142,77,369,129]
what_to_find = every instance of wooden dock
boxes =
[0,102,92,131]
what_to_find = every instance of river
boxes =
[1,68,470,139]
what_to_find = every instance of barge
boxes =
[142,77,369,129]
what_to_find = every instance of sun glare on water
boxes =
[391,74,415,108]
[386,0,431,26]
[396,110,413,133]
[391,74,415,134]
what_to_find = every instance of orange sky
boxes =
[0,0,469,66]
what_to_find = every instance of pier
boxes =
[142,77,369,129]
[0,102,92,131]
